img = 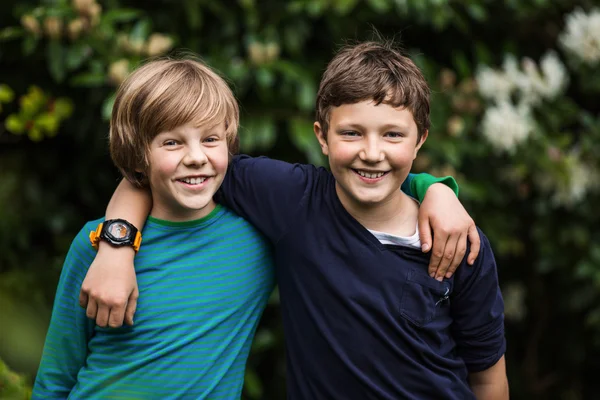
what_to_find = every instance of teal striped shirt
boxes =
[32,205,275,399]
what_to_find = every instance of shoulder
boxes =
[453,227,498,293]
[63,218,104,271]
[217,206,268,239]
[231,155,330,183]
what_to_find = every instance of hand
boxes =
[418,183,480,281]
[79,242,138,328]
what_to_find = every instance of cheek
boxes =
[209,145,230,174]
[328,143,357,169]
[148,152,180,183]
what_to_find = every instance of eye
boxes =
[385,131,404,138]
[340,130,360,137]
[163,139,179,146]
[203,136,221,144]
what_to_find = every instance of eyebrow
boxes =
[335,123,408,131]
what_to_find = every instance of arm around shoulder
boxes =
[79,178,150,328]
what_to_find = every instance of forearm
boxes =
[469,356,509,400]
[471,380,509,400]
[107,178,152,229]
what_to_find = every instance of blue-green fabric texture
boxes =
[32,205,275,399]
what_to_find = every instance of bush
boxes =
[1,1,599,398]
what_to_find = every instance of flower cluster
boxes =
[559,7,600,66]
[476,51,568,153]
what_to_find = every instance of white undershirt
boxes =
[368,224,422,249]
[366,197,422,249]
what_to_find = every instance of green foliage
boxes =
[0,358,31,400]
[1,0,600,399]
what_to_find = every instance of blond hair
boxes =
[316,40,430,141]
[110,57,239,187]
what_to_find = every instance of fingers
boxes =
[428,229,448,279]
[445,232,467,279]
[418,215,432,254]
[124,289,139,326]
[433,232,459,281]
[79,290,89,309]
[85,298,98,321]
[95,304,110,328]
[108,303,126,328]
[467,223,481,265]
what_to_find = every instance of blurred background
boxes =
[1,0,599,398]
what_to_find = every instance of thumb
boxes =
[418,214,432,253]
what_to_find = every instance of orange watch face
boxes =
[107,222,130,239]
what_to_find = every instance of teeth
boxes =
[356,170,385,179]
[181,177,207,185]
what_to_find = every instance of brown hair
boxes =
[316,40,430,141]
[109,57,239,187]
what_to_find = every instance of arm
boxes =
[469,356,509,400]
[79,181,151,327]
[80,155,309,327]
[408,173,480,281]
[451,229,507,394]
[32,227,95,398]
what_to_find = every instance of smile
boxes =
[352,169,389,180]
[179,177,207,185]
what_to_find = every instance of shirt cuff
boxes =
[410,174,459,202]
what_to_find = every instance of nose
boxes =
[359,136,384,163]
[183,143,208,166]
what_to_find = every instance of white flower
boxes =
[518,52,569,104]
[481,101,534,153]
[538,51,569,98]
[475,66,514,103]
[552,154,599,206]
[559,7,600,65]
[477,52,568,106]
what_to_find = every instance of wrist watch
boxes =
[89,219,142,252]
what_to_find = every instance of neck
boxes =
[336,183,418,236]
[150,199,217,222]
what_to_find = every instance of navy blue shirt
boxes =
[221,156,506,400]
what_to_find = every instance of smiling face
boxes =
[314,100,427,213]
[146,122,229,222]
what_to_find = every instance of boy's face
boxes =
[146,123,229,221]
[314,100,427,210]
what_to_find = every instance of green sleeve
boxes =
[401,173,459,202]
[32,226,95,398]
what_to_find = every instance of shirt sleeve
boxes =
[32,226,96,399]
[450,229,506,373]
[402,173,459,201]
[218,155,315,242]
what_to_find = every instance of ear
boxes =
[314,122,329,156]
[413,129,428,159]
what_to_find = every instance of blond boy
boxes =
[32,59,275,399]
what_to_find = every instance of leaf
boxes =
[46,40,66,83]
[0,27,24,41]
[70,72,106,87]
[184,0,203,29]
[65,44,91,71]
[289,117,326,166]
[102,8,142,24]
[243,368,263,399]
[102,92,116,121]
[22,35,38,56]
[0,85,15,103]
[5,114,25,134]
[129,18,152,43]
